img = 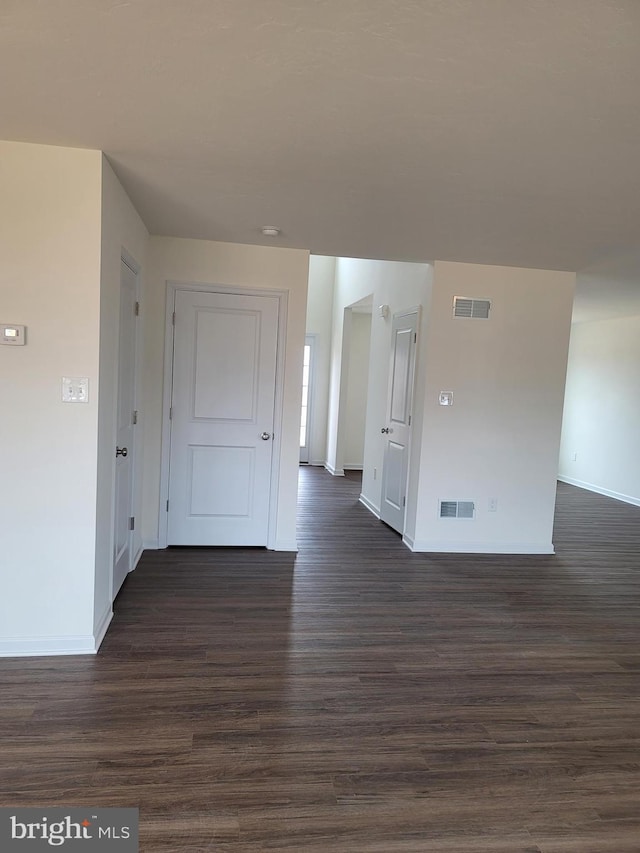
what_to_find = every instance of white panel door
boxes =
[380,311,418,534]
[113,258,138,599]
[167,289,279,545]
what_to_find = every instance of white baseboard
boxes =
[93,607,113,652]
[270,539,298,552]
[0,634,99,658]
[0,603,116,658]
[325,463,344,476]
[309,460,325,467]
[131,544,144,571]
[344,464,363,471]
[142,538,160,550]
[558,476,640,508]
[406,539,555,555]
[359,493,380,518]
[402,533,415,550]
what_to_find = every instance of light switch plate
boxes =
[62,377,89,403]
[439,391,454,406]
[1,324,26,345]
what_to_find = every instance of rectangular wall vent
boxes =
[440,500,475,519]
[453,297,491,319]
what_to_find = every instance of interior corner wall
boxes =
[326,258,432,511]
[95,157,149,640]
[141,237,310,551]
[411,261,575,554]
[559,315,640,506]
[305,255,336,465]
[0,141,103,655]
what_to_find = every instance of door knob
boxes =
[381,427,390,434]
[116,446,128,457]
[260,432,272,440]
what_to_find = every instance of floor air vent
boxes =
[440,500,475,519]
[453,297,491,319]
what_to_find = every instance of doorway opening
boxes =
[299,335,315,463]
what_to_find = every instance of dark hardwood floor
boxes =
[1,469,640,851]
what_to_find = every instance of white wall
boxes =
[0,140,583,659]
[409,261,575,554]
[95,157,149,636]
[326,257,433,511]
[141,237,310,551]
[305,256,336,465]
[0,142,103,654]
[559,315,640,506]
[343,311,372,469]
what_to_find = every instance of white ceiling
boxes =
[2,1,640,305]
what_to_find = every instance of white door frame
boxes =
[158,280,288,550]
[111,249,142,602]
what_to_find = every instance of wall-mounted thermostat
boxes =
[439,391,454,406]
[1,324,26,346]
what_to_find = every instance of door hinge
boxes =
[413,332,417,343]
[129,516,135,531]
[408,414,411,426]
[172,311,176,326]
[169,406,173,420]
[402,496,406,507]
[135,301,140,317]
[166,499,169,512]
[132,410,138,425]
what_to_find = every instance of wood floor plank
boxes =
[1,469,639,850]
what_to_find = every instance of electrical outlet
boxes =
[488,497,498,512]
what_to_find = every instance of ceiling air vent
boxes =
[440,500,475,519]
[453,297,491,319]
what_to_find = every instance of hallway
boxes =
[1,468,640,851]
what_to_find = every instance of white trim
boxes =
[120,248,141,277]
[142,538,160,550]
[344,464,364,471]
[111,251,142,604]
[273,538,299,552]
[158,283,175,549]
[158,280,288,550]
[309,459,325,467]
[325,463,345,476]
[402,533,416,550]
[0,634,100,657]
[359,493,380,518]
[130,543,144,571]
[558,476,640,508]
[406,539,555,555]
[267,289,288,551]
[93,607,114,652]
